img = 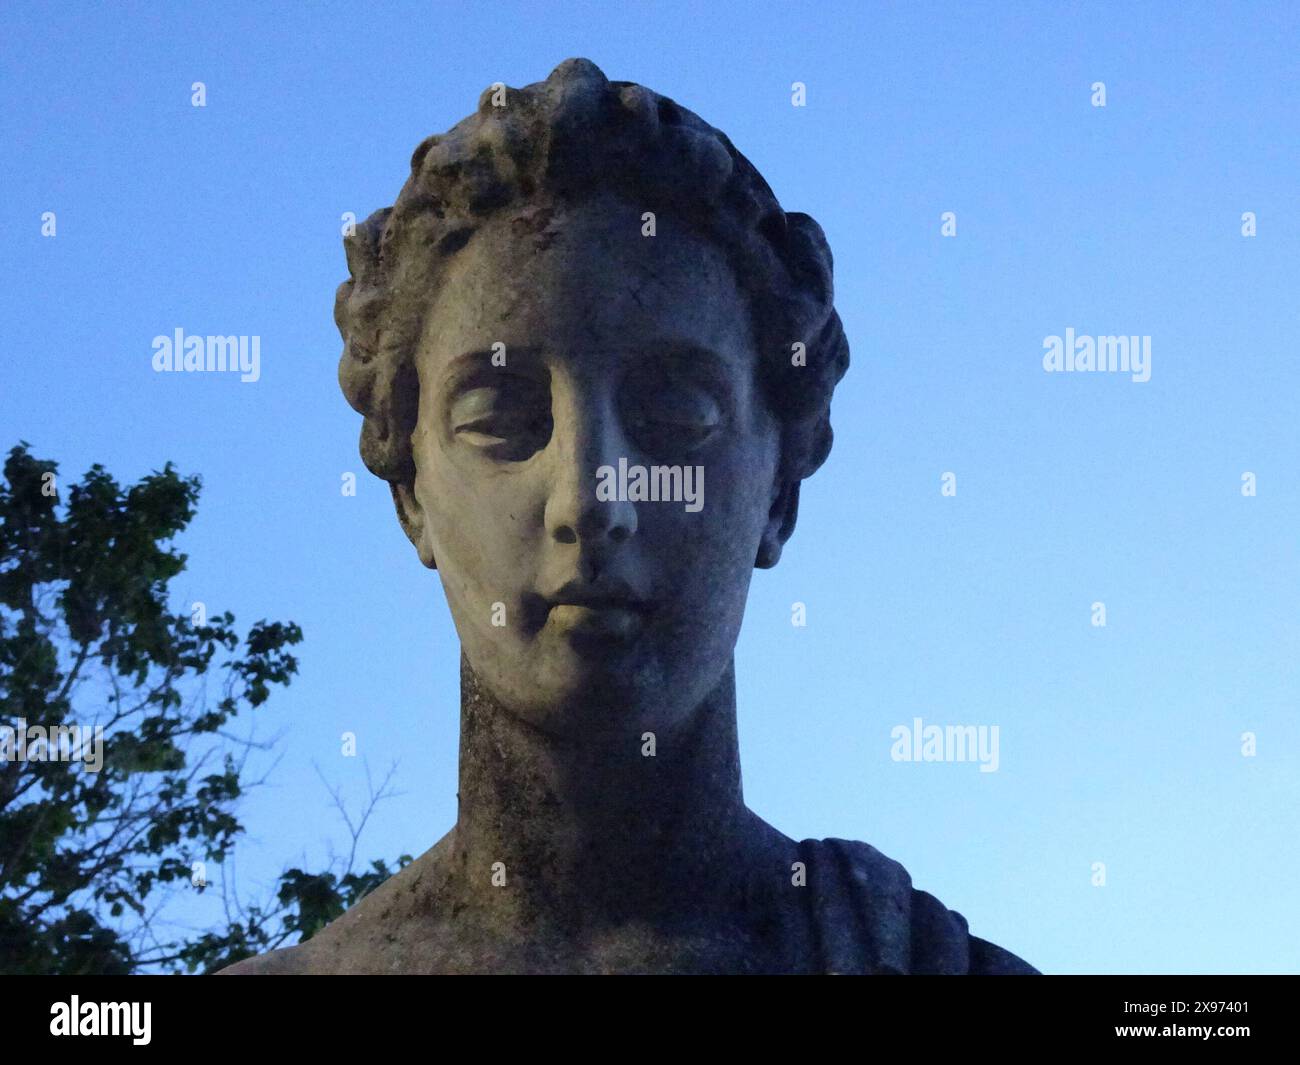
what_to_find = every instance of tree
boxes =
[0,443,408,974]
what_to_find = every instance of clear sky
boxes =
[2,0,1297,974]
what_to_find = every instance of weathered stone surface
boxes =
[220,58,1036,976]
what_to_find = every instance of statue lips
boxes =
[541,577,652,647]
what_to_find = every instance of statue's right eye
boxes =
[450,383,552,461]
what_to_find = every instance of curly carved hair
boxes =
[335,57,849,499]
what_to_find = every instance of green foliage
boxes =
[0,443,406,974]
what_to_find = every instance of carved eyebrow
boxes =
[438,347,547,393]
[643,341,744,394]
[444,346,545,371]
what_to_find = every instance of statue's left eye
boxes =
[623,383,724,454]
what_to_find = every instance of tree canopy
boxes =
[0,443,406,974]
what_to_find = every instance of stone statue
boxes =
[221,58,1037,975]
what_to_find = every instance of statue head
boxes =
[336,58,849,738]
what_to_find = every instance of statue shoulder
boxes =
[798,837,1039,975]
[214,838,447,975]
[214,940,314,975]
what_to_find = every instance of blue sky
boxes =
[2,0,1297,974]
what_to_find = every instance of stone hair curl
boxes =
[335,57,850,496]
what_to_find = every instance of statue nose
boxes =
[544,403,638,548]
[554,507,634,546]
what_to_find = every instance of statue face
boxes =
[405,192,784,737]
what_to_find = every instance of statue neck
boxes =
[450,652,761,931]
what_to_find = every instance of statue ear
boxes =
[391,481,437,569]
[756,479,800,569]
